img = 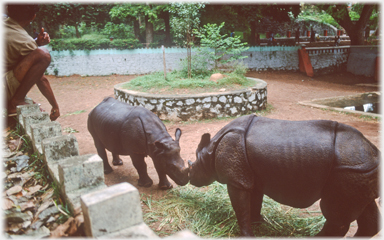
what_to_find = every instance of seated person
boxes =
[4,4,60,121]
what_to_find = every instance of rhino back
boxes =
[88,97,147,155]
[123,106,173,156]
[246,117,337,208]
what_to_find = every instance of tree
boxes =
[110,3,171,45]
[316,3,378,45]
[200,4,301,46]
[193,22,248,70]
[169,2,205,78]
[35,4,112,38]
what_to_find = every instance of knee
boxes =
[33,47,51,66]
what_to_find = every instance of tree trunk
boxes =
[187,47,191,78]
[161,11,172,47]
[133,20,140,41]
[320,4,375,46]
[346,27,366,45]
[249,21,256,46]
[145,15,154,45]
[75,24,80,38]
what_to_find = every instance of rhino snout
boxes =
[167,162,190,186]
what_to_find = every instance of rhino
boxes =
[88,97,189,189]
[188,114,380,237]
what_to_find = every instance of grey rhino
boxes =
[188,114,380,237]
[88,97,189,189]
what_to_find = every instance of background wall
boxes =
[46,45,368,77]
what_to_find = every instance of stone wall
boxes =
[115,78,267,122]
[45,46,346,77]
[306,46,350,76]
[346,46,379,77]
[14,103,195,239]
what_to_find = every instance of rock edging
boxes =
[114,77,268,121]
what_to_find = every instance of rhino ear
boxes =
[175,128,182,142]
[197,133,211,151]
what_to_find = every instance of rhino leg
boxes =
[250,191,264,224]
[152,160,172,190]
[93,138,113,174]
[112,153,123,166]
[316,220,349,237]
[227,185,253,236]
[130,153,153,187]
[354,200,380,237]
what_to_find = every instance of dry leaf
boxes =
[67,214,84,236]
[6,185,22,196]
[19,201,35,212]
[35,199,53,219]
[25,185,42,197]
[3,198,15,210]
[40,189,54,202]
[49,217,74,238]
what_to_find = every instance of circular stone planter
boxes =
[114,77,267,121]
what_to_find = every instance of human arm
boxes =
[35,27,50,46]
[36,76,60,120]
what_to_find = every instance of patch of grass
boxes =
[62,109,87,117]
[142,182,325,238]
[122,71,255,94]
[63,127,79,133]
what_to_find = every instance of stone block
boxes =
[58,154,104,193]
[98,222,159,239]
[22,112,50,137]
[42,134,79,181]
[81,182,143,238]
[30,121,62,155]
[16,104,40,128]
[58,154,106,212]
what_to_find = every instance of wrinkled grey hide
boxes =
[88,97,189,189]
[189,114,380,237]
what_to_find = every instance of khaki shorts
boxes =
[4,70,20,101]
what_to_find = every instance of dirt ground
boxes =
[26,70,381,237]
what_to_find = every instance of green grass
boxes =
[122,71,255,94]
[142,182,325,238]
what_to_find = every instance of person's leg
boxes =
[7,47,51,114]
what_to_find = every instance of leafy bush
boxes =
[101,22,136,39]
[122,70,254,93]
[193,22,249,70]
[49,38,141,51]
[179,52,212,79]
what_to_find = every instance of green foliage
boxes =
[298,8,340,28]
[179,53,212,79]
[49,37,141,51]
[122,70,254,93]
[143,182,325,237]
[193,22,249,70]
[100,22,136,39]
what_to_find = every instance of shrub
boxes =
[49,38,141,51]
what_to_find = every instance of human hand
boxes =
[50,107,60,121]
[36,28,50,46]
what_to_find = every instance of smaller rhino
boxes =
[88,97,189,189]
